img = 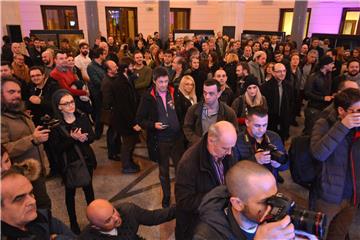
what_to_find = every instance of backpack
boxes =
[289,135,318,189]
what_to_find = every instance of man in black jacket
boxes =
[261,63,294,141]
[175,121,237,240]
[193,161,295,240]
[79,199,175,240]
[104,57,140,173]
[136,67,184,208]
[1,170,75,239]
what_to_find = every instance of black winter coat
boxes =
[175,134,237,240]
[261,77,294,139]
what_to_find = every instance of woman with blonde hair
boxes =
[231,75,267,127]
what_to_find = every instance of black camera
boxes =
[265,193,326,239]
[40,115,60,129]
[256,143,287,164]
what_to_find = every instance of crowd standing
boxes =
[1,31,360,239]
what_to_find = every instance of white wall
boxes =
[1,1,22,37]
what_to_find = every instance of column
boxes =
[291,1,308,49]
[158,0,170,46]
[85,1,100,46]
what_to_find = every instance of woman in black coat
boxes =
[51,89,96,234]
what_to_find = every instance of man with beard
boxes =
[193,161,295,240]
[104,57,141,173]
[1,78,52,209]
[1,61,30,102]
[75,42,91,82]
[41,49,55,77]
[78,199,175,239]
[334,59,360,90]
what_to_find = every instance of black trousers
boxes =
[158,137,184,198]
[65,167,94,225]
[120,134,138,168]
[106,126,121,157]
[32,176,52,209]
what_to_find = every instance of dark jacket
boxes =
[175,90,194,127]
[261,77,294,139]
[104,73,139,135]
[79,203,176,240]
[136,86,179,162]
[193,186,247,240]
[183,101,238,145]
[310,109,360,205]
[1,209,75,240]
[27,78,59,126]
[190,69,207,101]
[52,111,97,173]
[87,60,106,94]
[175,134,238,240]
[305,71,332,110]
[28,47,43,66]
[219,87,234,106]
[223,62,238,93]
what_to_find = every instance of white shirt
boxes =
[100,228,118,236]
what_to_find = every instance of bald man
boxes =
[78,199,175,239]
[193,161,295,240]
[1,170,75,239]
[175,121,238,240]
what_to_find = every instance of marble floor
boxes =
[46,116,360,240]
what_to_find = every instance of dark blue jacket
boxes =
[311,109,360,205]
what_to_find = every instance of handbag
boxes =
[60,126,91,188]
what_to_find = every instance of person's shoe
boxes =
[70,222,81,235]
[129,162,140,170]
[277,174,285,184]
[122,166,140,174]
[162,196,170,208]
[108,154,121,161]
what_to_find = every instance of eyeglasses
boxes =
[347,108,360,113]
[59,100,75,107]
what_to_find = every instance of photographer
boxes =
[1,77,51,210]
[234,106,288,183]
[193,161,295,240]
[311,88,360,239]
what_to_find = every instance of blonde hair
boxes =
[225,53,239,64]
[179,75,197,104]
[244,85,263,107]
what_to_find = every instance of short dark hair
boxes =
[29,66,45,75]
[174,56,186,69]
[237,62,250,73]
[61,38,69,43]
[54,50,67,58]
[79,42,89,49]
[246,106,268,118]
[133,50,143,56]
[93,48,105,59]
[119,57,135,73]
[334,88,360,111]
[33,37,40,42]
[1,61,12,69]
[347,58,360,68]
[204,79,221,92]
[164,49,173,56]
[153,66,168,81]
[1,77,21,89]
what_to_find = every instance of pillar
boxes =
[158,1,170,46]
[291,1,308,49]
[85,1,100,46]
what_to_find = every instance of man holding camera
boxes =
[234,106,287,183]
[1,77,51,210]
[136,67,184,208]
[311,88,360,239]
[193,160,295,240]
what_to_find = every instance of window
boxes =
[41,6,78,30]
[106,7,138,43]
[339,8,360,35]
[279,8,311,38]
[170,8,190,32]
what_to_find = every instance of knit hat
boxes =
[243,74,260,90]
[52,89,72,118]
[318,56,334,68]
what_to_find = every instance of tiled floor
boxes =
[47,116,360,240]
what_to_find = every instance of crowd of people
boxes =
[1,30,360,240]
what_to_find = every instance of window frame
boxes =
[41,5,79,30]
[278,8,311,37]
[170,8,191,31]
[105,6,138,41]
[338,7,360,35]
